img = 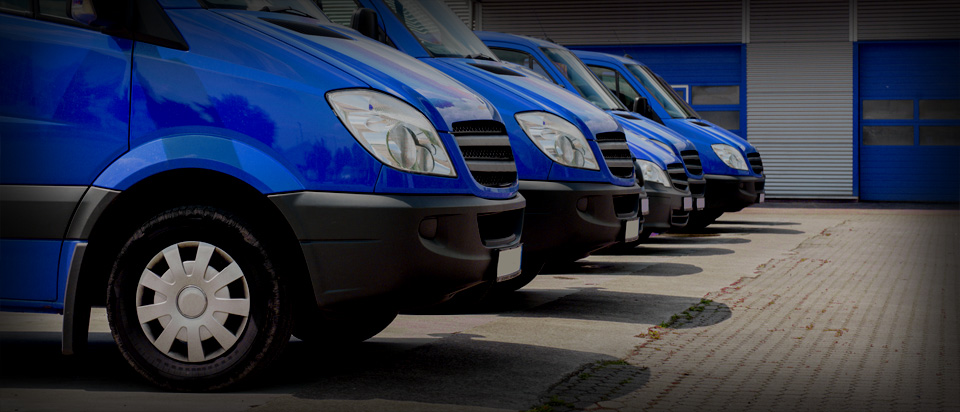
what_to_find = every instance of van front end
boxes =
[335,0,643,291]
[573,50,766,226]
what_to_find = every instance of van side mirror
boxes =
[70,0,98,26]
[632,96,663,124]
[351,8,385,42]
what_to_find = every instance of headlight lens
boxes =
[327,89,455,177]
[712,144,748,171]
[515,112,599,170]
[635,159,670,186]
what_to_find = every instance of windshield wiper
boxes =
[465,53,497,61]
[259,6,312,18]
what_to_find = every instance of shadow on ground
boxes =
[697,225,805,235]
[267,334,646,410]
[533,360,652,412]
[616,246,736,257]
[645,235,752,245]
[545,261,703,277]
[715,220,800,227]
[429,287,714,328]
[0,332,153,392]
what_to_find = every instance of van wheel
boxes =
[106,207,292,391]
[293,307,398,346]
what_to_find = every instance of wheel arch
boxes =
[63,168,311,355]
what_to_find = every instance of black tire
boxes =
[293,307,398,346]
[490,257,544,294]
[106,206,292,392]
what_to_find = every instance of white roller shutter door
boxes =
[858,0,960,40]
[746,0,853,198]
[747,42,854,198]
[439,0,474,28]
[477,0,741,45]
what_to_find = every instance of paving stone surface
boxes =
[538,209,960,411]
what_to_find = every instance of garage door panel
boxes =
[858,41,960,202]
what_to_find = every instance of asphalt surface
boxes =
[1,202,957,412]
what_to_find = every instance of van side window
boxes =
[38,0,69,19]
[589,64,641,109]
[0,0,31,14]
[488,47,555,84]
[319,0,361,27]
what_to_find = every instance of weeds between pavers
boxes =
[637,299,715,339]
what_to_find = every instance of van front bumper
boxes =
[643,184,689,233]
[703,174,765,212]
[519,180,642,262]
[269,192,525,309]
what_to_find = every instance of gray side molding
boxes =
[62,242,89,355]
[66,187,120,240]
[0,185,86,239]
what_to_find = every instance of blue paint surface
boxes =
[0,239,60,302]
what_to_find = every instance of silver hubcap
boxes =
[136,241,250,363]
[177,286,207,319]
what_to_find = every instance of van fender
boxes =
[92,134,305,194]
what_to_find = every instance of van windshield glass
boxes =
[541,47,625,111]
[383,0,496,59]
[200,0,329,21]
[625,64,698,119]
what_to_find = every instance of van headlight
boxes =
[327,89,456,177]
[515,112,599,170]
[712,144,748,171]
[635,160,670,186]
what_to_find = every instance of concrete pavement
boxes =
[540,207,960,411]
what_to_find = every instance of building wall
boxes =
[458,0,960,200]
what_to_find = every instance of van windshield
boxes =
[625,64,699,119]
[382,0,497,60]
[540,47,625,112]
[201,0,329,21]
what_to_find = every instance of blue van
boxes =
[575,51,766,227]
[476,31,707,238]
[320,0,644,293]
[0,0,525,390]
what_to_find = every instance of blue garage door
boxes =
[859,41,960,202]
[572,44,746,138]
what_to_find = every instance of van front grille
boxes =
[747,152,764,176]
[452,120,517,188]
[667,163,688,191]
[595,132,634,179]
[681,150,703,177]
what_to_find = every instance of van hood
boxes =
[428,58,622,138]
[625,129,682,170]
[672,118,758,154]
[612,111,697,154]
[215,11,498,131]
